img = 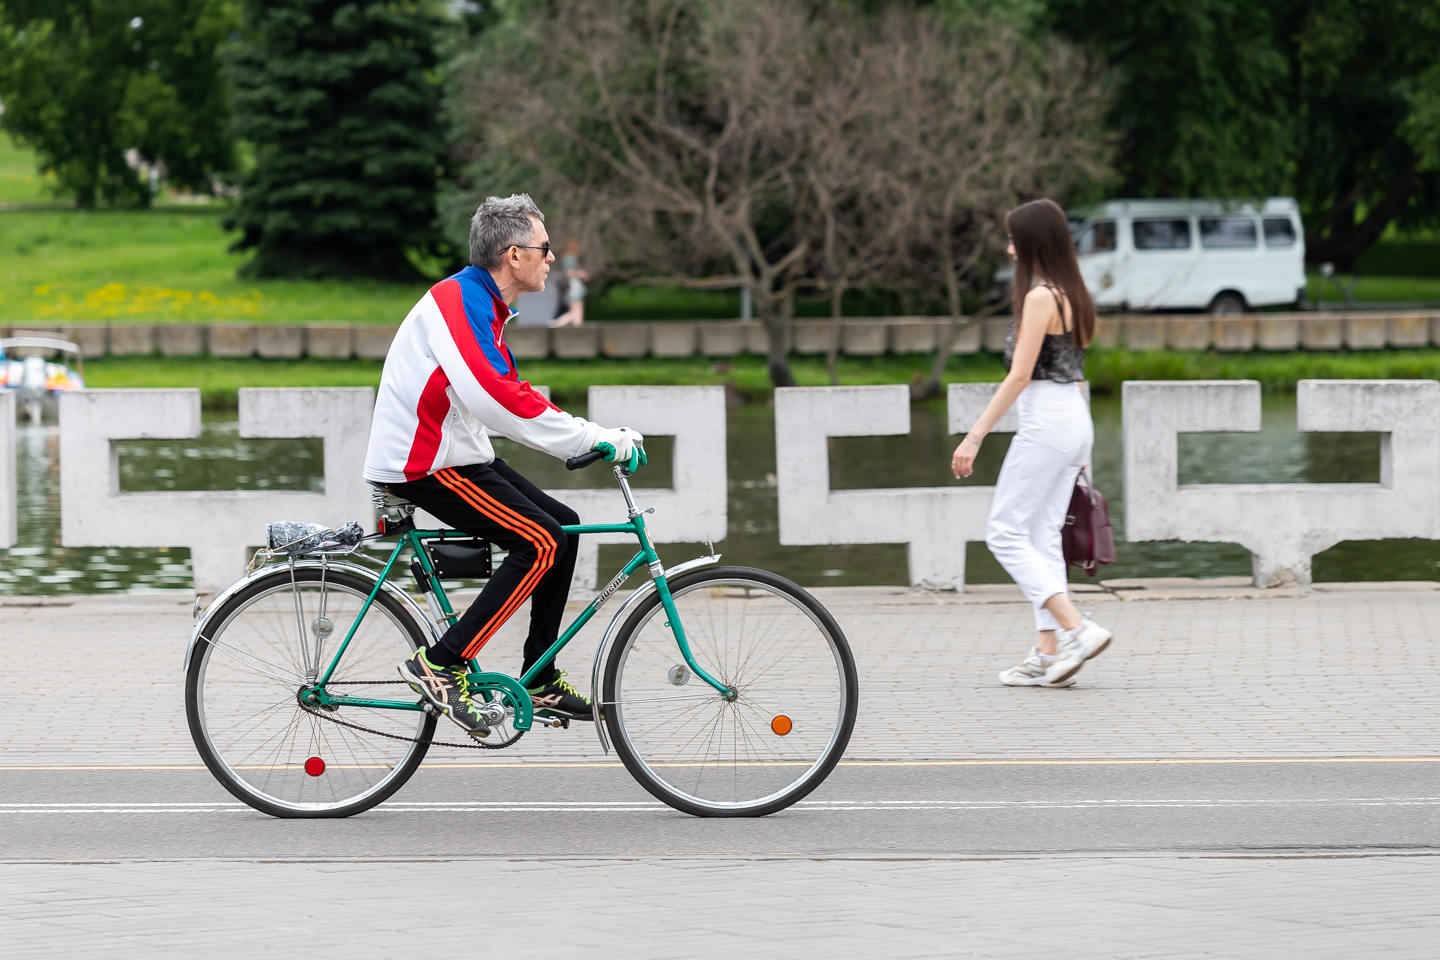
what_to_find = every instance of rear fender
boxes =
[183,558,437,672]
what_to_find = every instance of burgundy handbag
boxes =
[1062,469,1116,576]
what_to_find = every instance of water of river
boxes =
[2,394,1436,595]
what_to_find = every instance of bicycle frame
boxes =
[290,469,733,735]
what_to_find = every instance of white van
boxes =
[994,198,1307,314]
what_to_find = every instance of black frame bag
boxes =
[1062,469,1116,577]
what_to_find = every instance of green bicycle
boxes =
[184,453,858,819]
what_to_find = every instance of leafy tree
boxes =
[224,0,447,279]
[1040,0,1440,267]
[1280,0,1440,267]
[1041,0,1290,200]
[0,0,235,207]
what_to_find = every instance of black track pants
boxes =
[385,460,578,684]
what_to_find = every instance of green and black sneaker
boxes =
[398,648,491,737]
[527,672,593,721]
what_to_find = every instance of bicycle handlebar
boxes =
[565,450,606,471]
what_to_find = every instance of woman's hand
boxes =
[951,436,982,478]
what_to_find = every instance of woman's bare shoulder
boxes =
[1021,284,1061,313]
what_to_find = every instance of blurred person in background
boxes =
[553,238,589,327]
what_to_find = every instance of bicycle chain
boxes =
[297,680,525,750]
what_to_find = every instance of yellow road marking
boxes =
[0,757,1436,772]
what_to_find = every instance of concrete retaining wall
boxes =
[1123,379,1440,588]
[20,380,1440,592]
[30,311,1440,362]
[49,385,726,593]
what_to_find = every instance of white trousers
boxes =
[985,381,1093,631]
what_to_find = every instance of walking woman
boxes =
[951,198,1113,687]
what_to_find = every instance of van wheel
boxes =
[1209,292,1246,316]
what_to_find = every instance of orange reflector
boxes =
[304,757,326,777]
[771,715,793,736]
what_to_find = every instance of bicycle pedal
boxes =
[533,715,566,730]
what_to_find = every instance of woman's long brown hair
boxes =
[1006,198,1096,348]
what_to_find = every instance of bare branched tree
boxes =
[455,0,831,385]
[871,10,1115,399]
[451,0,1112,390]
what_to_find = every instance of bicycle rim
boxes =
[187,569,433,817]
[604,568,857,816]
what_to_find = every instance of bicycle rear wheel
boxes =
[185,567,436,818]
[603,566,858,817]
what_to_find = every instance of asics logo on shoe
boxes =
[413,660,449,706]
[531,693,564,708]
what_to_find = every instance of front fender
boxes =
[588,553,720,753]
[183,558,438,672]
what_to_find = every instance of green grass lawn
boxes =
[0,128,60,204]
[1306,272,1440,304]
[0,205,426,325]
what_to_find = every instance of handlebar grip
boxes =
[565,449,606,471]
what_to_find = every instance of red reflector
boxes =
[304,757,326,777]
[377,517,387,535]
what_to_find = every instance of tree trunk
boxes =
[1305,159,1422,269]
[759,293,796,388]
[825,283,843,386]
[914,249,969,401]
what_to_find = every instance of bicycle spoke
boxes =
[189,570,433,817]
[607,570,855,815]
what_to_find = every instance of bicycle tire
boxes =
[602,565,858,817]
[185,567,436,818]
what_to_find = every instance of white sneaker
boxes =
[999,648,1077,688]
[1044,618,1113,685]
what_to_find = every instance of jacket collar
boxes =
[461,266,518,332]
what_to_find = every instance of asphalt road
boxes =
[4,758,1437,862]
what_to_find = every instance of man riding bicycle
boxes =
[362,194,645,737]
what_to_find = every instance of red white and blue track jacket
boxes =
[363,267,600,484]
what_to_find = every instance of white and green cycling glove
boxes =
[592,425,647,474]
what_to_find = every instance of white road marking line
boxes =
[3,797,1440,814]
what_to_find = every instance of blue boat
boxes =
[0,337,87,424]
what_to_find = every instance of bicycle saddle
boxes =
[370,484,416,511]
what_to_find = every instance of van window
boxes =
[1075,221,1117,255]
[1133,219,1191,250]
[1263,217,1297,247]
[1199,216,1258,249]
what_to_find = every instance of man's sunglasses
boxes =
[513,241,552,257]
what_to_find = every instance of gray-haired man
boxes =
[362,193,645,735]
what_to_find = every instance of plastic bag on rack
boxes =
[265,520,365,555]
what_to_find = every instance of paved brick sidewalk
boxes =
[3,580,1438,766]
[4,581,1439,959]
[3,854,1438,958]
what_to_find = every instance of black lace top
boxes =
[1002,284,1085,383]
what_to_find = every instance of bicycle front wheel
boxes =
[185,567,436,818]
[603,566,858,817]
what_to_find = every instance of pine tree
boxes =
[225,0,445,279]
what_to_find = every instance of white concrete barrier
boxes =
[775,384,1002,590]
[59,388,375,593]
[561,386,727,590]
[0,393,14,549]
[404,385,726,590]
[773,383,1091,590]
[1123,380,1440,587]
